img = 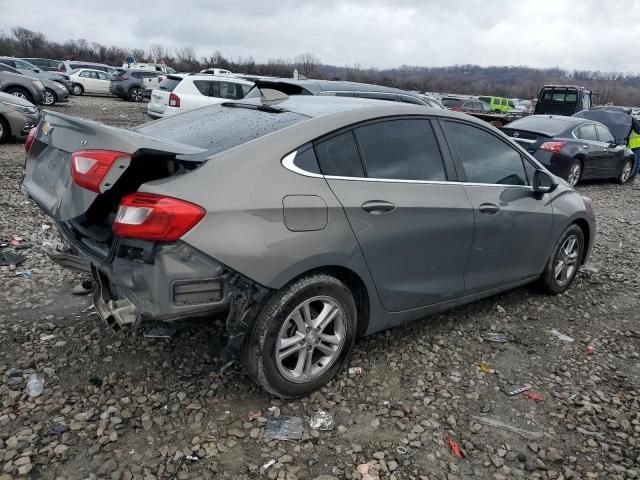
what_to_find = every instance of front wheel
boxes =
[5,88,33,104]
[72,83,83,95]
[617,158,633,184]
[540,224,585,294]
[128,88,143,102]
[242,273,357,398]
[42,88,57,106]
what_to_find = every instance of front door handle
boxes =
[361,200,396,215]
[479,203,500,215]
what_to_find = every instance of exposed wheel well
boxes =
[572,218,591,264]
[294,266,370,336]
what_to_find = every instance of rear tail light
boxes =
[539,141,566,153]
[113,193,205,241]
[24,128,37,154]
[71,150,131,193]
[169,93,180,107]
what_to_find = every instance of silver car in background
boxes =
[0,91,38,142]
[21,96,595,398]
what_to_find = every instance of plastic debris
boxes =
[549,329,575,342]
[479,362,496,374]
[25,374,45,398]
[185,454,199,461]
[47,424,69,435]
[522,390,545,402]
[72,280,95,295]
[309,411,335,431]
[248,410,262,420]
[15,270,32,278]
[348,366,364,375]
[396,446,408,455]
[502,384,532,396]
[443,434,462,459]
[0,251,25,266]
[264,416,304,440]
[41,224,51,231]
[142,326,177,339]
[472,416,544,439]
[484,332,508,343]
[260,459,276,474]
[585,345,595,354]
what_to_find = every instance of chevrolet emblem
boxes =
[41,122,53,136]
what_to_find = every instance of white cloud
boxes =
[1,0,639,72]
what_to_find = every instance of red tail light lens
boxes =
[24,128,37,154]
[113,193,205,241]
[71,150,131,193]
[539,141,566,153]
[169,92,180,107]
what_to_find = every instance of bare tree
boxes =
[295,53,321,77]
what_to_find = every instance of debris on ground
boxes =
[0,250,25,266]
[260,459,276,474]
[248,410,262,420]
[585,344,595,354]
[501,384,531,396]
[549,329,575,342]
[443,434,462,459]
[309,411,335,431]
[348,366,364,375]
[472,416,544,439]
[484,332,508,343]
[72,279,95,295]
[24,373,45,398]
[142,326,177,339]
[264,416,304,440]
[521,390,545,402]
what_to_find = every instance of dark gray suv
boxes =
[21,96,595,398]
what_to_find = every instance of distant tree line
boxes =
[3,26,640,105]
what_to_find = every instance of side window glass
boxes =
[442,121,527,186]
[241,84,253,96]
[193,80,210,96]
[522,158,537,186]
[315,131,365,178]
[577,124,597,141]
[79,71,88,78]
[596,125,614,143]
[91,72,99,79]
[355,119,447,181]
[97,72,109,80]
[291,146,321,175]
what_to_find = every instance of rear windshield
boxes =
[136,103,309,160]
[442,98,463,108]
[157,76,182,91]
[505,116,572,136]
[540,89,579,104]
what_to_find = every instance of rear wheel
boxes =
[242,273,357,398]
[42,88,57,106]
[540,224,584,294]
[5,88,33,104]
[0,115,9,143]
[617,158,633,184]
[128,88,143,102]
[72,83,83,95]
[567,159,582,187]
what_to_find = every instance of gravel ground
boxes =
[1,95,639,480]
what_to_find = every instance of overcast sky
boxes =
[1,0,638,72]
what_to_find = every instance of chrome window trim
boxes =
[512,138,536,144]
[281,151,533,189]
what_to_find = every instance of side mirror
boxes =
[533,170,558,194]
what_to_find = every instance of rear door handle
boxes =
[361,200,396,215]
[479,203,500,215]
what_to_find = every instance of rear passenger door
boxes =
[594,124,625,174]
[318,118,475,312]
[439,120,553,292]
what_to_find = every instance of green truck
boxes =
[478,96,514,113]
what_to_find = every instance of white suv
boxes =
[147,74,254,119]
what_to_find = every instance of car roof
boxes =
[184,73,252,83]
[73,68,108,73]
[254,78,420,96]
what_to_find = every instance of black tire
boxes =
[72,83,83,95]
[566,159,582,187]
[540,224,585,294]
[128,88,143,102]
[0,115,10,143]
[242,273,357,398]
[617,158,634,185]
[42,88,57,106]
[5,87,33,104]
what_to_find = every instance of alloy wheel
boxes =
[73,84,82,95]
[567,162,581,187]
[131,89,143,102]
[554,235,580,286]
[620,160,633,183]
[43,90,55,105]
[11,91,27,100]
[275,296,346,383]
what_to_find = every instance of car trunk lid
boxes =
[502,127,551,154]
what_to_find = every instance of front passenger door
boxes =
[595,124,625,175]
[440,120,554,293]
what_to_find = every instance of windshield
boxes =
[540,89,580,104]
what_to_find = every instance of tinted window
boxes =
[193,80,210,96]
[315,131,365,177]
[479,96,490,103]
[79,71,90,78]
[442,98,462,108]
[442,121,527,186]
[595,125,614,143]
[219,82,245,100]
[0,59,16,67]
[158,77,181,91]
[355,119,446,181]
[292,146,321,174]
[131,72,143,79]
[97,72,109,80]
[576,124,597,141]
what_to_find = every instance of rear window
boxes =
[159,76,183,92]
[136,104,308,160]
[506,116,572,137]
[442,98,462,108]
[540,89,579,104]
[479,96,490,103]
